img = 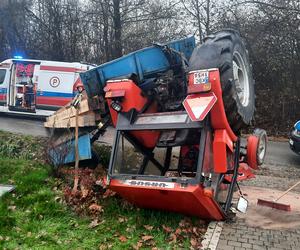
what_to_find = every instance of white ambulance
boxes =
[0,58,93,117]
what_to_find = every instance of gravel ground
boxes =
[240,163,300,192]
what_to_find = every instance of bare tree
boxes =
[181,0,218,43]
[218,0,300,134]
[0,0,33,57]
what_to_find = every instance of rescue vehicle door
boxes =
[8,62,37,113]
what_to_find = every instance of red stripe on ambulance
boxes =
[40,65,85,73]
[0,94,6,101]
[36,96,71,106]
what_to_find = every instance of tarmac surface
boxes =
[0,114,48,137]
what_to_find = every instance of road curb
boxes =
[201,221,224,250]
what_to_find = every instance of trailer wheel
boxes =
[188,29,255,133]
[253,128,267,165]
[247,129,267,169]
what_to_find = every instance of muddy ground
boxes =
[238,162,300,230]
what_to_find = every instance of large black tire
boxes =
[188,29,255,133]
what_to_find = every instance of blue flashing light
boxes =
[294,121,300,130]
[13,55,23,59]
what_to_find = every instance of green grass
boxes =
[0,131,45,160]
[0,158,195,249]
[0,131,205,249]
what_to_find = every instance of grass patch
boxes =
[0,158,205,249]
[0,130,207,249]
[0,131,45,160]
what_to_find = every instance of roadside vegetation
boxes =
[0,132,45,160]
[0,130,207,249]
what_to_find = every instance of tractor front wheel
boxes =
[188,29,255,133]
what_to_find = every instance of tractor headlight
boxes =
[111,101,122,112]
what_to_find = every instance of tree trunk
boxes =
[205,0,210,35]
[195,0,203,43]
[112,0,122,58]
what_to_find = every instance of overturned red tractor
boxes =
[48,29,267,220]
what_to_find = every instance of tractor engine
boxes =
[145,70,187,112]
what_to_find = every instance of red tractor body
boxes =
[103,69,261,220]
[53,32,267,220]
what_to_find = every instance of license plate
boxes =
[194,71,209,85]
[290,139,294,146]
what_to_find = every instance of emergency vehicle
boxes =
[0,58,93,117]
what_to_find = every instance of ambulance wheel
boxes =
[188,29,255,133]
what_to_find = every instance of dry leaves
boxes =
[118,216,128,223]
[161,217,207,249]
[190,237,198,248]
[133,234,155,250]
[60,166,109,216]
[144,225,153,231]
[99,243,112,250]
[8,206,16,211]
[88,219,100,228]
[102,189,116,199]
[81,185,89,198]
[89,203,102,212]
[162,224,172,233]
[119,235,127,242]
[132,241,143,250]
[54,196,62,203]
[175,228,181,235]
[142,235,154,241]
[169,233,177,244]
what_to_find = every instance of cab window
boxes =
[0,69,6,85]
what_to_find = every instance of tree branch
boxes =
[235,1,300,13]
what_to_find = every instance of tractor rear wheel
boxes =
[188,29,255,133]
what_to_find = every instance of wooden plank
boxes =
[46,99,90,123]
[46,96,103,124]
[73,108,79,193]
[44,111,98,128]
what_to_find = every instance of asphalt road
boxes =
[1,114,300,168]
[265,140,300,167]
[0,114,48,137]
